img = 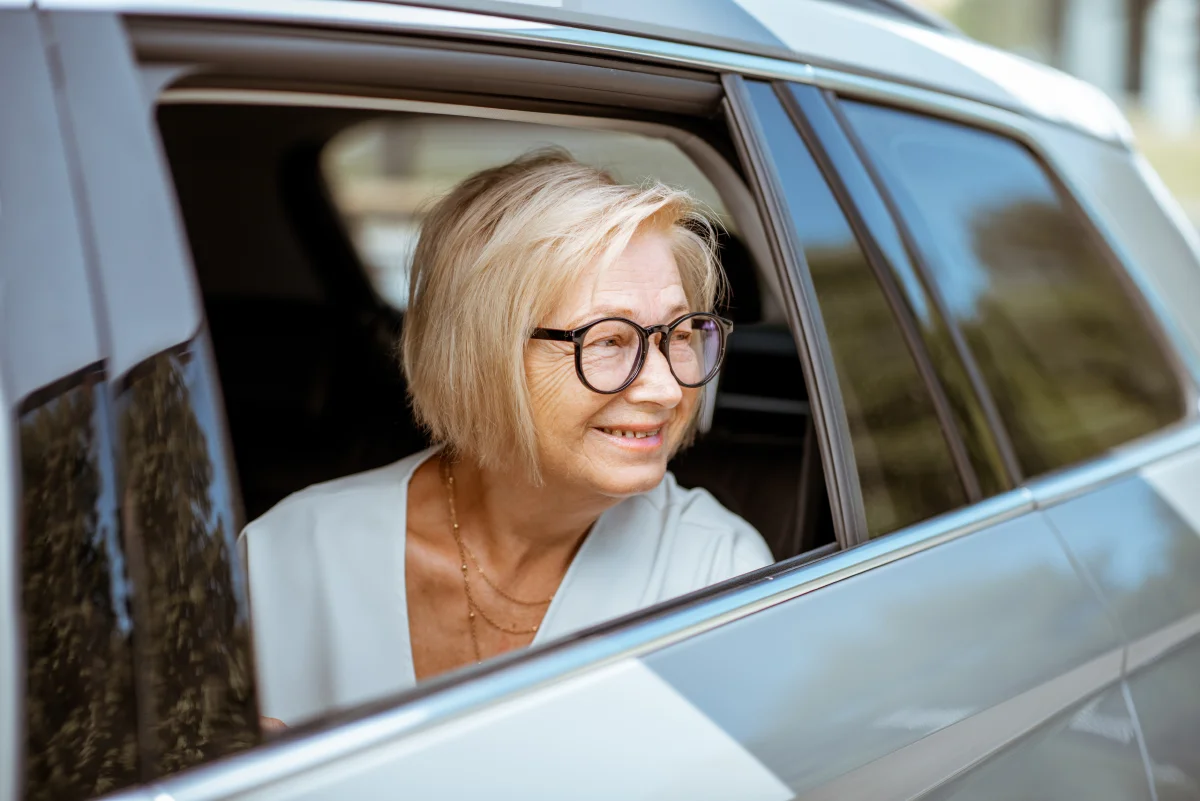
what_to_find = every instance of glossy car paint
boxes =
[0,13,108,799]
[646,512,1121,798]
[39,0,1131,143]
[6,2,1200,801]
[1036,445,1200,800]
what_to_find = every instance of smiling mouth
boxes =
[598,427,662,440]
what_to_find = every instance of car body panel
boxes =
[920,681,1153,801]
[47,10,204,380]
[200,659,793,801]
[1039,443,1200,801]
[38,0,1131,144]
[0,11,102,403]
[1127,639,1200,800]
[645,512,1122,798]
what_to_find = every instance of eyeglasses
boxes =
[531,312,733,394]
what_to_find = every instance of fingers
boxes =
[260,716,289,735]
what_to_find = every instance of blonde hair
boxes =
[401,150,723,480]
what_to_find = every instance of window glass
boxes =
[114,337,259,775]
[842,102,1185,476]
[19,369,140,801]
[747,81,967,536]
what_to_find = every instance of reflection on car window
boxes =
[323,117,740,312]
[747,81,967,536]
[843,102,1185,476]
[115,337,259,775]
[19,368,140,801]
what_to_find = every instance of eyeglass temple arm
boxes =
[530,328,576,342]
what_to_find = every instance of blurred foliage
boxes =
[20,378,140,801]
[119,350,258,775]
[20,349,260,801]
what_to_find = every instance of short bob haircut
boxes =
[402,150,723,481]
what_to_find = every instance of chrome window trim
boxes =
[723,74,867,547]
[1029,419,1200,508]
[46,0,1131,146]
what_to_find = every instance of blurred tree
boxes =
[20,378,139,801]
[119,350,258,774]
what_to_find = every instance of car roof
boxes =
[371,0,1128,143]
[45,0,1129,143]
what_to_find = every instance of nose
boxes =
[624,339,683,407]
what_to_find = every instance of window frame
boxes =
[780,82,1021,498]
[831,93,1196,481]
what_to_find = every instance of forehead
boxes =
[557,232,688,326]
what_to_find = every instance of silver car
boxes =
[5,1,1200,800]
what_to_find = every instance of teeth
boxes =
[601,427,660,439]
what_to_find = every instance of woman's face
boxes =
[526,230,700,498]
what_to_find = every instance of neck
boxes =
[445,452,617,574]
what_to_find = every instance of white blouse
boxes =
[239,446,773,725]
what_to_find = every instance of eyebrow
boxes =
[567,304,692,329]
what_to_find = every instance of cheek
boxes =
[526,349,598,431]
[671,389,701,437]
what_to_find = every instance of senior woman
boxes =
[240,151,773,727]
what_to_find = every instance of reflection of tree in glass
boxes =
[20,380,139,801]
[120,351,257,774]
[966,200,1181,475]
[808,244,965,535]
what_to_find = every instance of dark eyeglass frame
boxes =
[531,312,734,395]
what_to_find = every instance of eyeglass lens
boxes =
[579,316,722,392]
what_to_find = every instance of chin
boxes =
[588,461,668,498]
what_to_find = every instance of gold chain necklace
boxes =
[441,457,547,663]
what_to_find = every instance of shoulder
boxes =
[636,472,760,539]
[240,447,433,546]
[615,473,774,591]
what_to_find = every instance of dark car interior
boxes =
[156,101,834,562]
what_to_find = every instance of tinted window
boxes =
[19,369,140,801]
[115,338,259,775]
[843,102,1185,476]
[747,81,967,536]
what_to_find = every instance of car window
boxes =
[746,81,968,537]
[19,370,140,801]
[842,101,1186,477]
[159,95,836,726]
